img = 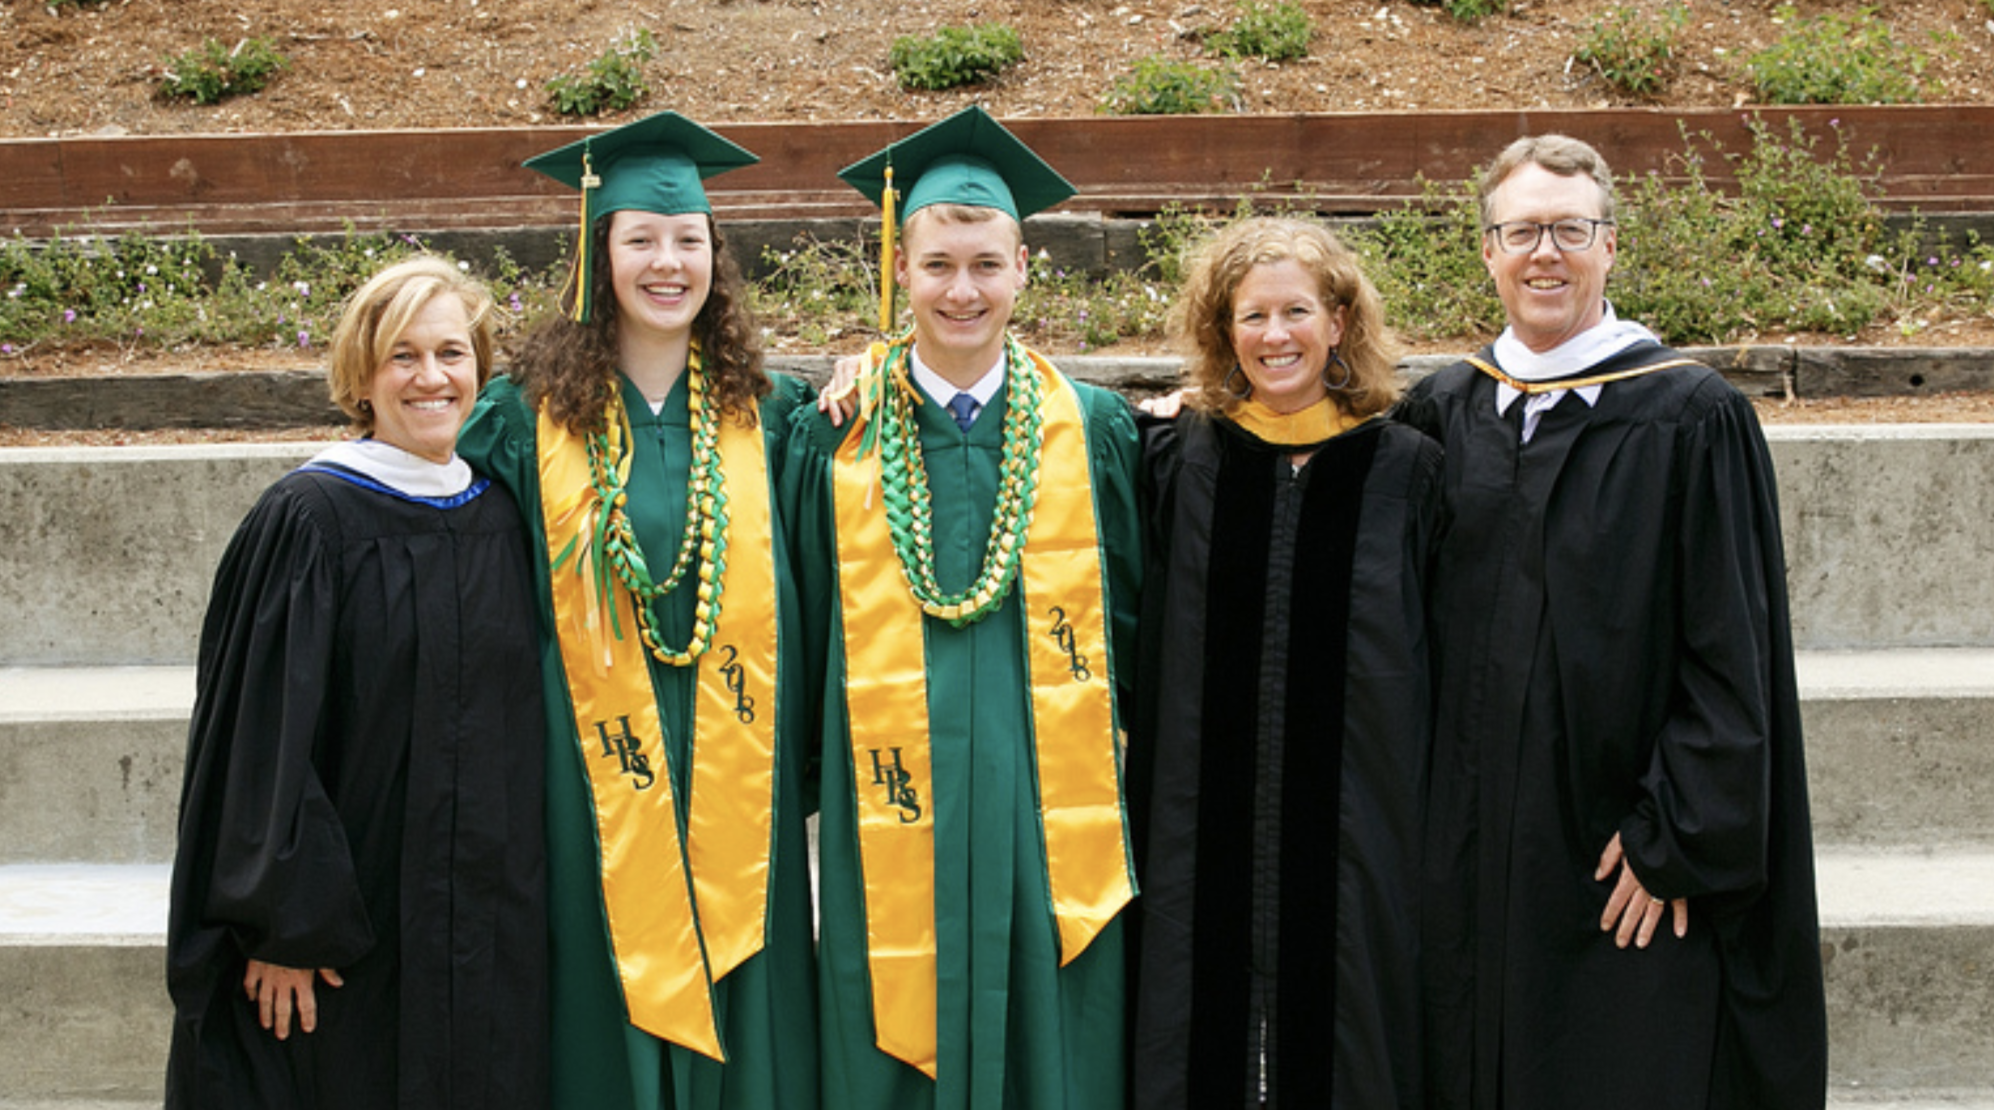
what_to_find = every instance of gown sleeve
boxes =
[167,479,375,1002]
[776,402,847,736]
[1077,385,1145,716]
[1619,384,1788,901]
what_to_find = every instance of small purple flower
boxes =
[298,330,311,348]
[1927,257,1940,267]
[1,343,13,354]
[1772,217,1785,230]
[136,281,146,293]
[508,293,524,313]
[1801,224,1813,235]
[63,308,77,323]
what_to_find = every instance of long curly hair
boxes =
[508,213,769,435]
[1168,216,1401,420]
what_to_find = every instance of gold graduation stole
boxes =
[535,395,780,1061]
[831,347,1133,1078]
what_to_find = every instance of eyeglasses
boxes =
[1484,218,1615,255]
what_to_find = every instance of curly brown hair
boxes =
[507,213,769,435]
[1168,216,1401,420]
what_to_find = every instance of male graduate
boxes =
[1402,134,1829,1109]
[780,105,1143,1109]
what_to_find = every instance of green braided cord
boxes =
[579,349,730,666]
[876,334,1046,628]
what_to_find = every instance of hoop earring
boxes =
[1224,365,1252,400]
[1322,349,1354,392]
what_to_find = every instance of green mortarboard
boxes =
[837,104,1075,223]
[525,111,758,321]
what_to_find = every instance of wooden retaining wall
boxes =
[5,106,1993,238]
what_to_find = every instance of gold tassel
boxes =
[878,164,896,334]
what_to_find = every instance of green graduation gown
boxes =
[458,372,819,1110]
[780,368,1143,1110]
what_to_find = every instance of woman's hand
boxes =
[243,959,344,1039]
[1138,388,1190,418]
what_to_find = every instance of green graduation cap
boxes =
[837,104,1076,223]
[837,105,1075,333]
[525,110,759,322]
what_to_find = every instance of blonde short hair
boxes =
[327,255,496,434]
[901,202,1025,252]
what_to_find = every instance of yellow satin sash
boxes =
[831,346,1133,1078]
[536,396,780,1061]
[1230,396,1362,447]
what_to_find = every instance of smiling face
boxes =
[1482,161,1617,353]
[362,292,478,464]
[607,208,715,343]
[1229,258,1347,414]
[897,205,1028,387]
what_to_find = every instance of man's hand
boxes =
[1595,831,1689,949]
[817,354,867,427]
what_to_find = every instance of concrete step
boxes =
[0,669,193,866]
[1819,850,1994,1092]
[0,865,168,1104]
[4,427,1993,665]
[5,650,1985,866]
[4,851,1991,1100]
[1800,649,1994,850]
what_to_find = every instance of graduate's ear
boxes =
[1013,240,1029,290]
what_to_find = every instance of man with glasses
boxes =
[1402,134,1828,1109]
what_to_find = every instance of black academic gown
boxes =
[165,464,549,1110]
[1401,343,1828,1110]
[1129,413,1442,1109]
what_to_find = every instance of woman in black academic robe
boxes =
[165,257,548,1110]
[1130,217,1442,1109]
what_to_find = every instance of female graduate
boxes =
[454,111,817,1110]
[1128,216,1442,1108]
[166,255,549,1109]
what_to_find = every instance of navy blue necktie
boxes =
[947,391,977,432]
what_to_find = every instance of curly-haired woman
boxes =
[457,111,817,1110]
[1128,216,1441,1108]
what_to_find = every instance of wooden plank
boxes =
[7,108,1993,239]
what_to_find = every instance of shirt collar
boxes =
[1490,303,1659,415]
[910,347,1005,408]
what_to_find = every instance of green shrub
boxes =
[1574,4,1688,97]
[1346,179,1506,342]
[1406,0,1508,24]
[546,28,656,117]
[1206,1,1312,62]
[1747,6,1929,105]
[748,235,881,348]
[1100,55,1238,115]
[888,23,1024,91]
[157,38,289,104]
